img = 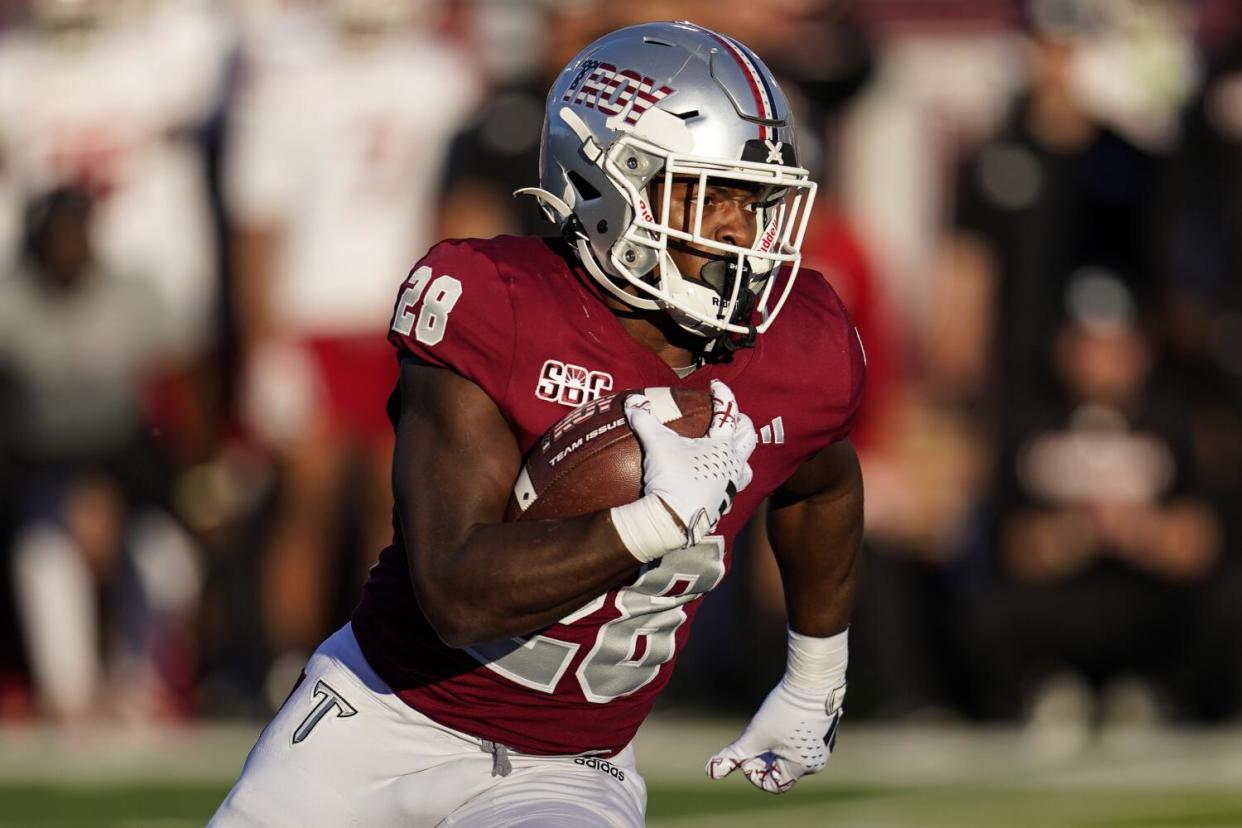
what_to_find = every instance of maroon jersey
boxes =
[352,236,865,757]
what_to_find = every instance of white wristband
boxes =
[786,628,849,691]
[610,495,686,563]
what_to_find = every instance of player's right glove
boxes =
[610,379,756,562]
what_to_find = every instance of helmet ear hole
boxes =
[566,170,601,202]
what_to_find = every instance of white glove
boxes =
[624,379,756,546]
[707,630,848,794]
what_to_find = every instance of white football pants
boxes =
[209,624,647,827]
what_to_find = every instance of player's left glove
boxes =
[706,628,848,794]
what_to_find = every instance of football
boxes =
[506,387,712,521]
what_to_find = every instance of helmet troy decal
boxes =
[562,60,675,128]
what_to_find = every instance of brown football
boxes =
[505,387,712,521]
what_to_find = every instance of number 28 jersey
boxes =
[352,236,865,757]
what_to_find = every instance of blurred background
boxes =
[2,0,1242,825]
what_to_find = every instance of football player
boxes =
[212,20,865,826]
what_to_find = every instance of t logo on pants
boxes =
[292,680,357,744]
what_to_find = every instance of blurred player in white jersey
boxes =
[0,0,229,360]
[225,0,479,681]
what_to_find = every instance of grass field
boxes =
[3,719,1242,826]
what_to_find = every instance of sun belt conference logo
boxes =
[536,359,614,408]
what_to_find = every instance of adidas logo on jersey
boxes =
[760,416,785,445]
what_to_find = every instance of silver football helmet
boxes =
[521,21,816,347]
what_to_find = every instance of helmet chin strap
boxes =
[697,260,761,324]
[694,259,761,361]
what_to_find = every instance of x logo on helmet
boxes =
[764,140,784,164]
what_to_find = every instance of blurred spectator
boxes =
[0,0,229,362]
[807,4,1025,715]
[841,0,1194,335]
[0,187,202,723]
[907,3,1216,724]
[823,1,1203,720]
[225,0,479,688]
[838,0,1025,332]
[438,0,608,239]
[1164,0,1242,555]
[962,272,1239,723]
[1052,0,1197,153]
[929,14,1168,416]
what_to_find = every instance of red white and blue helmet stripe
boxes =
[706,31,778,140]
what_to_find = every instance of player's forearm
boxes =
[410,510,640,648]
[768,469,863,637]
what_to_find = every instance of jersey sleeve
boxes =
[387,240,516,405]
[795,272,868,447]
[827,298,868,444]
